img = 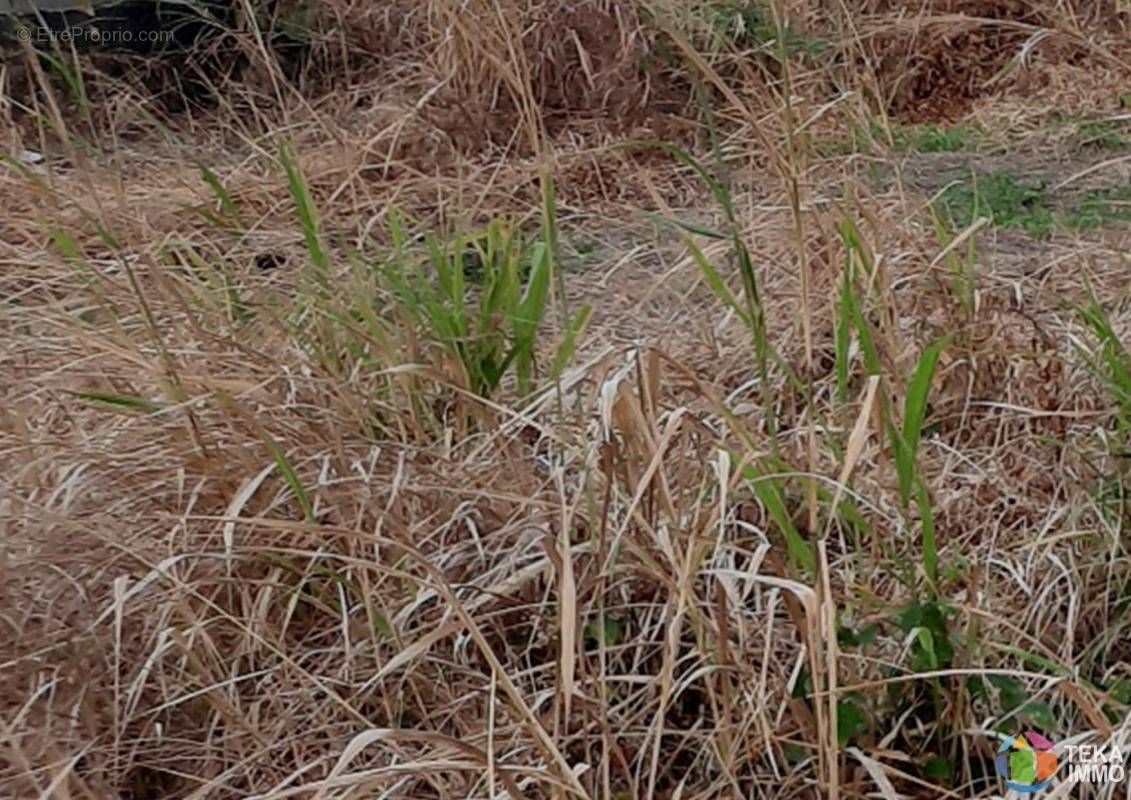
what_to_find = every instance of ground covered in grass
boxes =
[1,2,1129,798]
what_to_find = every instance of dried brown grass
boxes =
[1,1,1130,798]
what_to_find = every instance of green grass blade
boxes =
[37,50,88,114]
[903,337,948,452]
[449,237,467,313]
[549,303,593,382]
[613,140,733,219]
[685,236,752,327]
[736,458,815,574]
[988,642,1073,679]
[516,243,551,331]
[48,227,86,268]
[541,175,570,332]
[835,265,852,403]
[838,220,883,376]
[264,435,315,523]
[278,141,328,279]
[511,242,552,394]
[427,235,454,302]
[199,165,244,229]
[1078,301,1131,404]
[898,336,948,506]
[639,210,727,239]
[756,474,815,575]
[67,390,161,413]
[917,478,938,589]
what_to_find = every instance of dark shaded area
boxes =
[1,1,311,114]
[1,1,233,52]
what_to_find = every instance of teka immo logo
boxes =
[994,731,1127,794]
[996,731,1058,794]
[1064,743,1127,785]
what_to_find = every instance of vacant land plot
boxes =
[1,2,1129,798]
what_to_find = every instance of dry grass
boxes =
[1,1,1130,798]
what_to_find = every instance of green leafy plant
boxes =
[966,675,1057,732]
[837,694,868,746]
[838,216,947,589]
[900,598,956,672]
[382,212,589,399]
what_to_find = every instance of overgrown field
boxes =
[1,1,1129,798]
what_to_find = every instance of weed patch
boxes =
[1073,117,1131,150]
[696,1,829,56]
[900,123,979,153]
[936,171,1131,237]
[817,122,982,158]
[936,171,1055,237]
[1064,185,1131,230]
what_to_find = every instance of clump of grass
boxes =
[382,210,590,399]
[273,144,589,415]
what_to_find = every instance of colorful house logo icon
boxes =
[996,731,1058,793]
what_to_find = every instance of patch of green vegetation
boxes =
[815,122,981,159]
[1043,115,1131,150]
[1063,185,1131,229]
[879,121,983,153]
[697,2,828,56]
[1076,119,1131,150]
[571,235,598,257]
[937,171,1131,237]
[1051,111,1131,148]
[936,171,1055,238]
[901,123,978,153]
[1075,297,1131,530]
[380,212,589,398]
